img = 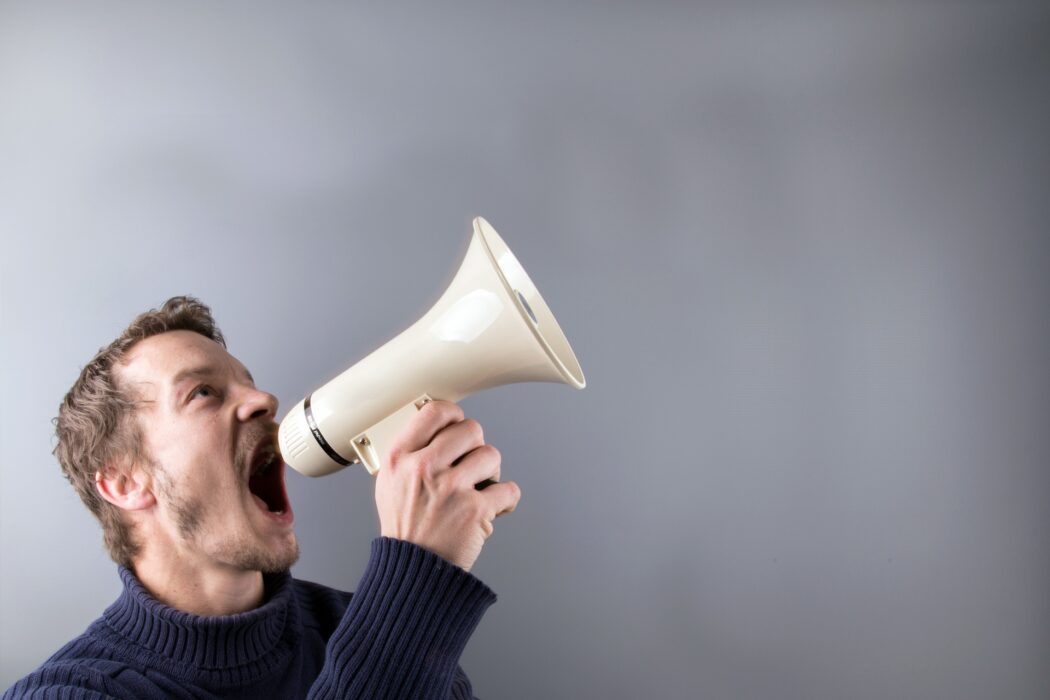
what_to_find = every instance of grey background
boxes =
[1,2,1048,698]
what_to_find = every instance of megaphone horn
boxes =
[278,216,586,478]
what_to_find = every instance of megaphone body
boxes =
[278,217,586,477]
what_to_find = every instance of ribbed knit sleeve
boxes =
[307,537,496,700]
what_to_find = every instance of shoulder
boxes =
[3,623,154,700]
[3,657,130,699]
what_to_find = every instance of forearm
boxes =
[307,537,495,700]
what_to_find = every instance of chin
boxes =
[214,533,301,574]
[258,535,301,573]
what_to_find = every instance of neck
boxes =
[132,550,264,616]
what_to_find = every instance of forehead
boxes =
[119,330,248,388]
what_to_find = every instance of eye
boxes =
[190,384,220,401]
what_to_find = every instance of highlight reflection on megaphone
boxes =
[278,217,586,478]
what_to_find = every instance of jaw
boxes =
[138,459,299,580]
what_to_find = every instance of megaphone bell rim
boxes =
[471,216,586,390]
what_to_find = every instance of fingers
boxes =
[481,480,521,519]
[390,400,464,456]
[376,400,521,569]
[427,418,486,469]
[452,443,501,489]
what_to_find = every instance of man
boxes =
[4,296,520,699]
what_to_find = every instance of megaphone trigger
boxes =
[349,395,436,474]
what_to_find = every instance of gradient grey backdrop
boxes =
[1,2,1048,698]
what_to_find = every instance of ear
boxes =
[96,465,156,511]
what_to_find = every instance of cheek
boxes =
[155,457,241,506]
[194,465,244,501]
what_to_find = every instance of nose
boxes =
[237,386,279,422]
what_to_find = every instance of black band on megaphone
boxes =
[303,394,353,467]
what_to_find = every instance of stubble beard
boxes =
[154,445,301,574]
[212,532,300,574]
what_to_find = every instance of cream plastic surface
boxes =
[278,217,586,477]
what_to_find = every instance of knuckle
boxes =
[445,401,466,422]
[463,418,484,443]
[420,400,464,425]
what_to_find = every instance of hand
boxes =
[374,400,521,571]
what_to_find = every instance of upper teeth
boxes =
[254,450,275,476]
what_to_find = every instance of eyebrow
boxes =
[171,365,254,388]
[171,366,216,389]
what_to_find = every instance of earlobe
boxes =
[95,466,156,511]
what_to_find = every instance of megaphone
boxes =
[278,216,586,477]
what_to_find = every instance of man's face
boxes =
[118,330,298,573]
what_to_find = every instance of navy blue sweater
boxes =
[3,538,495,699]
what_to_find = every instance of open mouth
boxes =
[247,441,293,522]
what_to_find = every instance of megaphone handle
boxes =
[353,396,501,490]
[351,399,428,475]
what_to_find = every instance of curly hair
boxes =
[54,296,225,568]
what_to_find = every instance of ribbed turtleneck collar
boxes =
[101,566,301,685]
